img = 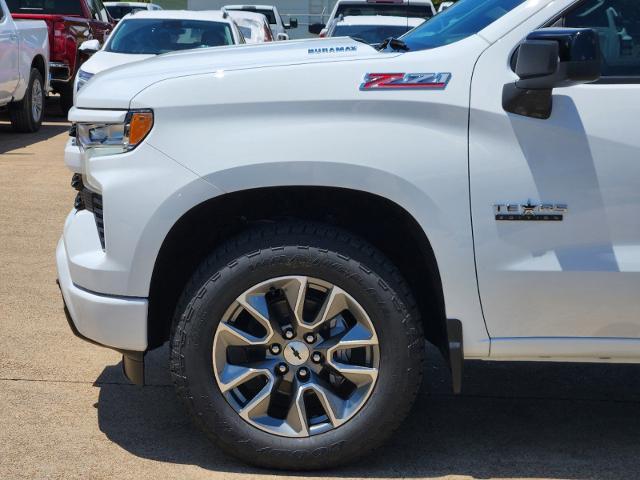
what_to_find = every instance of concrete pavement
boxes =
[1,101,639,480]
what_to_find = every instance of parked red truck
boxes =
[7,0,114,113]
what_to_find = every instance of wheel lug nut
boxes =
[311,352,322,363]
[284,329,295,340]
[276,362,289,375]
[270,343,281,355]
[297,367,309,381]
[304,333,316,344]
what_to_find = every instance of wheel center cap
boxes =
[283,341,309,366]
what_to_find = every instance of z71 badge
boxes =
[360,72,451,90]
[494,201,567,221]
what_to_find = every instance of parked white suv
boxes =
[310,0,435,36]
[73,10,244,103]
[104,2,162,21]
[224,4,296,40]
[59,0,640,470]
[0,0,48,132]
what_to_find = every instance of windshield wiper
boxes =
[378,37,410,52]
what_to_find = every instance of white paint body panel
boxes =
[469,0,640,356]
[60,0,640,361]
[0,0,48,104]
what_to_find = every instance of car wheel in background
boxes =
[9,68,44,133]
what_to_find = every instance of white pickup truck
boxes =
[59,0,640,470]
[0,0,48,132]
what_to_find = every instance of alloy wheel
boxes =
[212,276,380,438]
[31,79,43,123]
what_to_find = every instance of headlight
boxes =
[76,69,94,92]
[76,110,154,156]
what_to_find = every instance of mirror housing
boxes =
[286,17,298,29]
[276,32,289,41]
[79,39,100,56]
[503,28,601,119]
[308,23,325,35]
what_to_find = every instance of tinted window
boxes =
[106,18,234,54]
[563,0,640,77]
[105,5,144,19]
[94,0,108,21]
[238,25,252,39]
[226,7,276,24]
[6,0,82,15]
[85,0,99,20]
[333,24,415,44]
[336,3,433,19]
[401,0,525,51]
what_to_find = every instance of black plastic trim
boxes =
[446,319,464,394]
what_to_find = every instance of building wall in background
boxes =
[185,0,338,38]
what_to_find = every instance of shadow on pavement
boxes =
[95,344,640,479]
[0,96,69,155]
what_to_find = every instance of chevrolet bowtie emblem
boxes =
[291,346,302,360]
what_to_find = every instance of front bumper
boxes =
[56,237,148,352]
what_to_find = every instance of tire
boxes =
[170,222,425,470]
[9,68,44,133]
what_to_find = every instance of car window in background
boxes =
[105,19,234,54]
[336,4,433,19]
[401,0,525,50]
[562,0,640,77]
[6,0,82,15]
[238,25,252,39]
[227,7,276,24]
[334,24,415,44]
[94,0,109,22]
[106,5,145,19]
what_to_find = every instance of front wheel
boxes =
[9,68,44,133]
[170,223,425,469]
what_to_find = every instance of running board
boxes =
[447,319,463,394]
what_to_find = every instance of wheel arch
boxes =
[146,185,450,360]
[31,55,46,82]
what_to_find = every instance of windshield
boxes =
[105,18,234,54]
[401,0,526,51]
[334,24,416,44]
[227,7,276,24]
[336,4,433,20]
[6,0,82,15]
[106,5,145,19]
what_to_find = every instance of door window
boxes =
[561,0,640,78]
[94,0,109,22]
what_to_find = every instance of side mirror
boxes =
[286,17,298,29]
[308,23,325,35]
[276,32,289,41]
[79,39,101,56]
[503,28,601,119]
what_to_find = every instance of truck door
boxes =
[469,0,640,358]
[0,5,19,102]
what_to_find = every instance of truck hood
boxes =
[81,51,156,76]
[76,38,385,109]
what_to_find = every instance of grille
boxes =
[71,173,105,249]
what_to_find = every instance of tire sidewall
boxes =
[174,237,422,468]
[28,70,44,129]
